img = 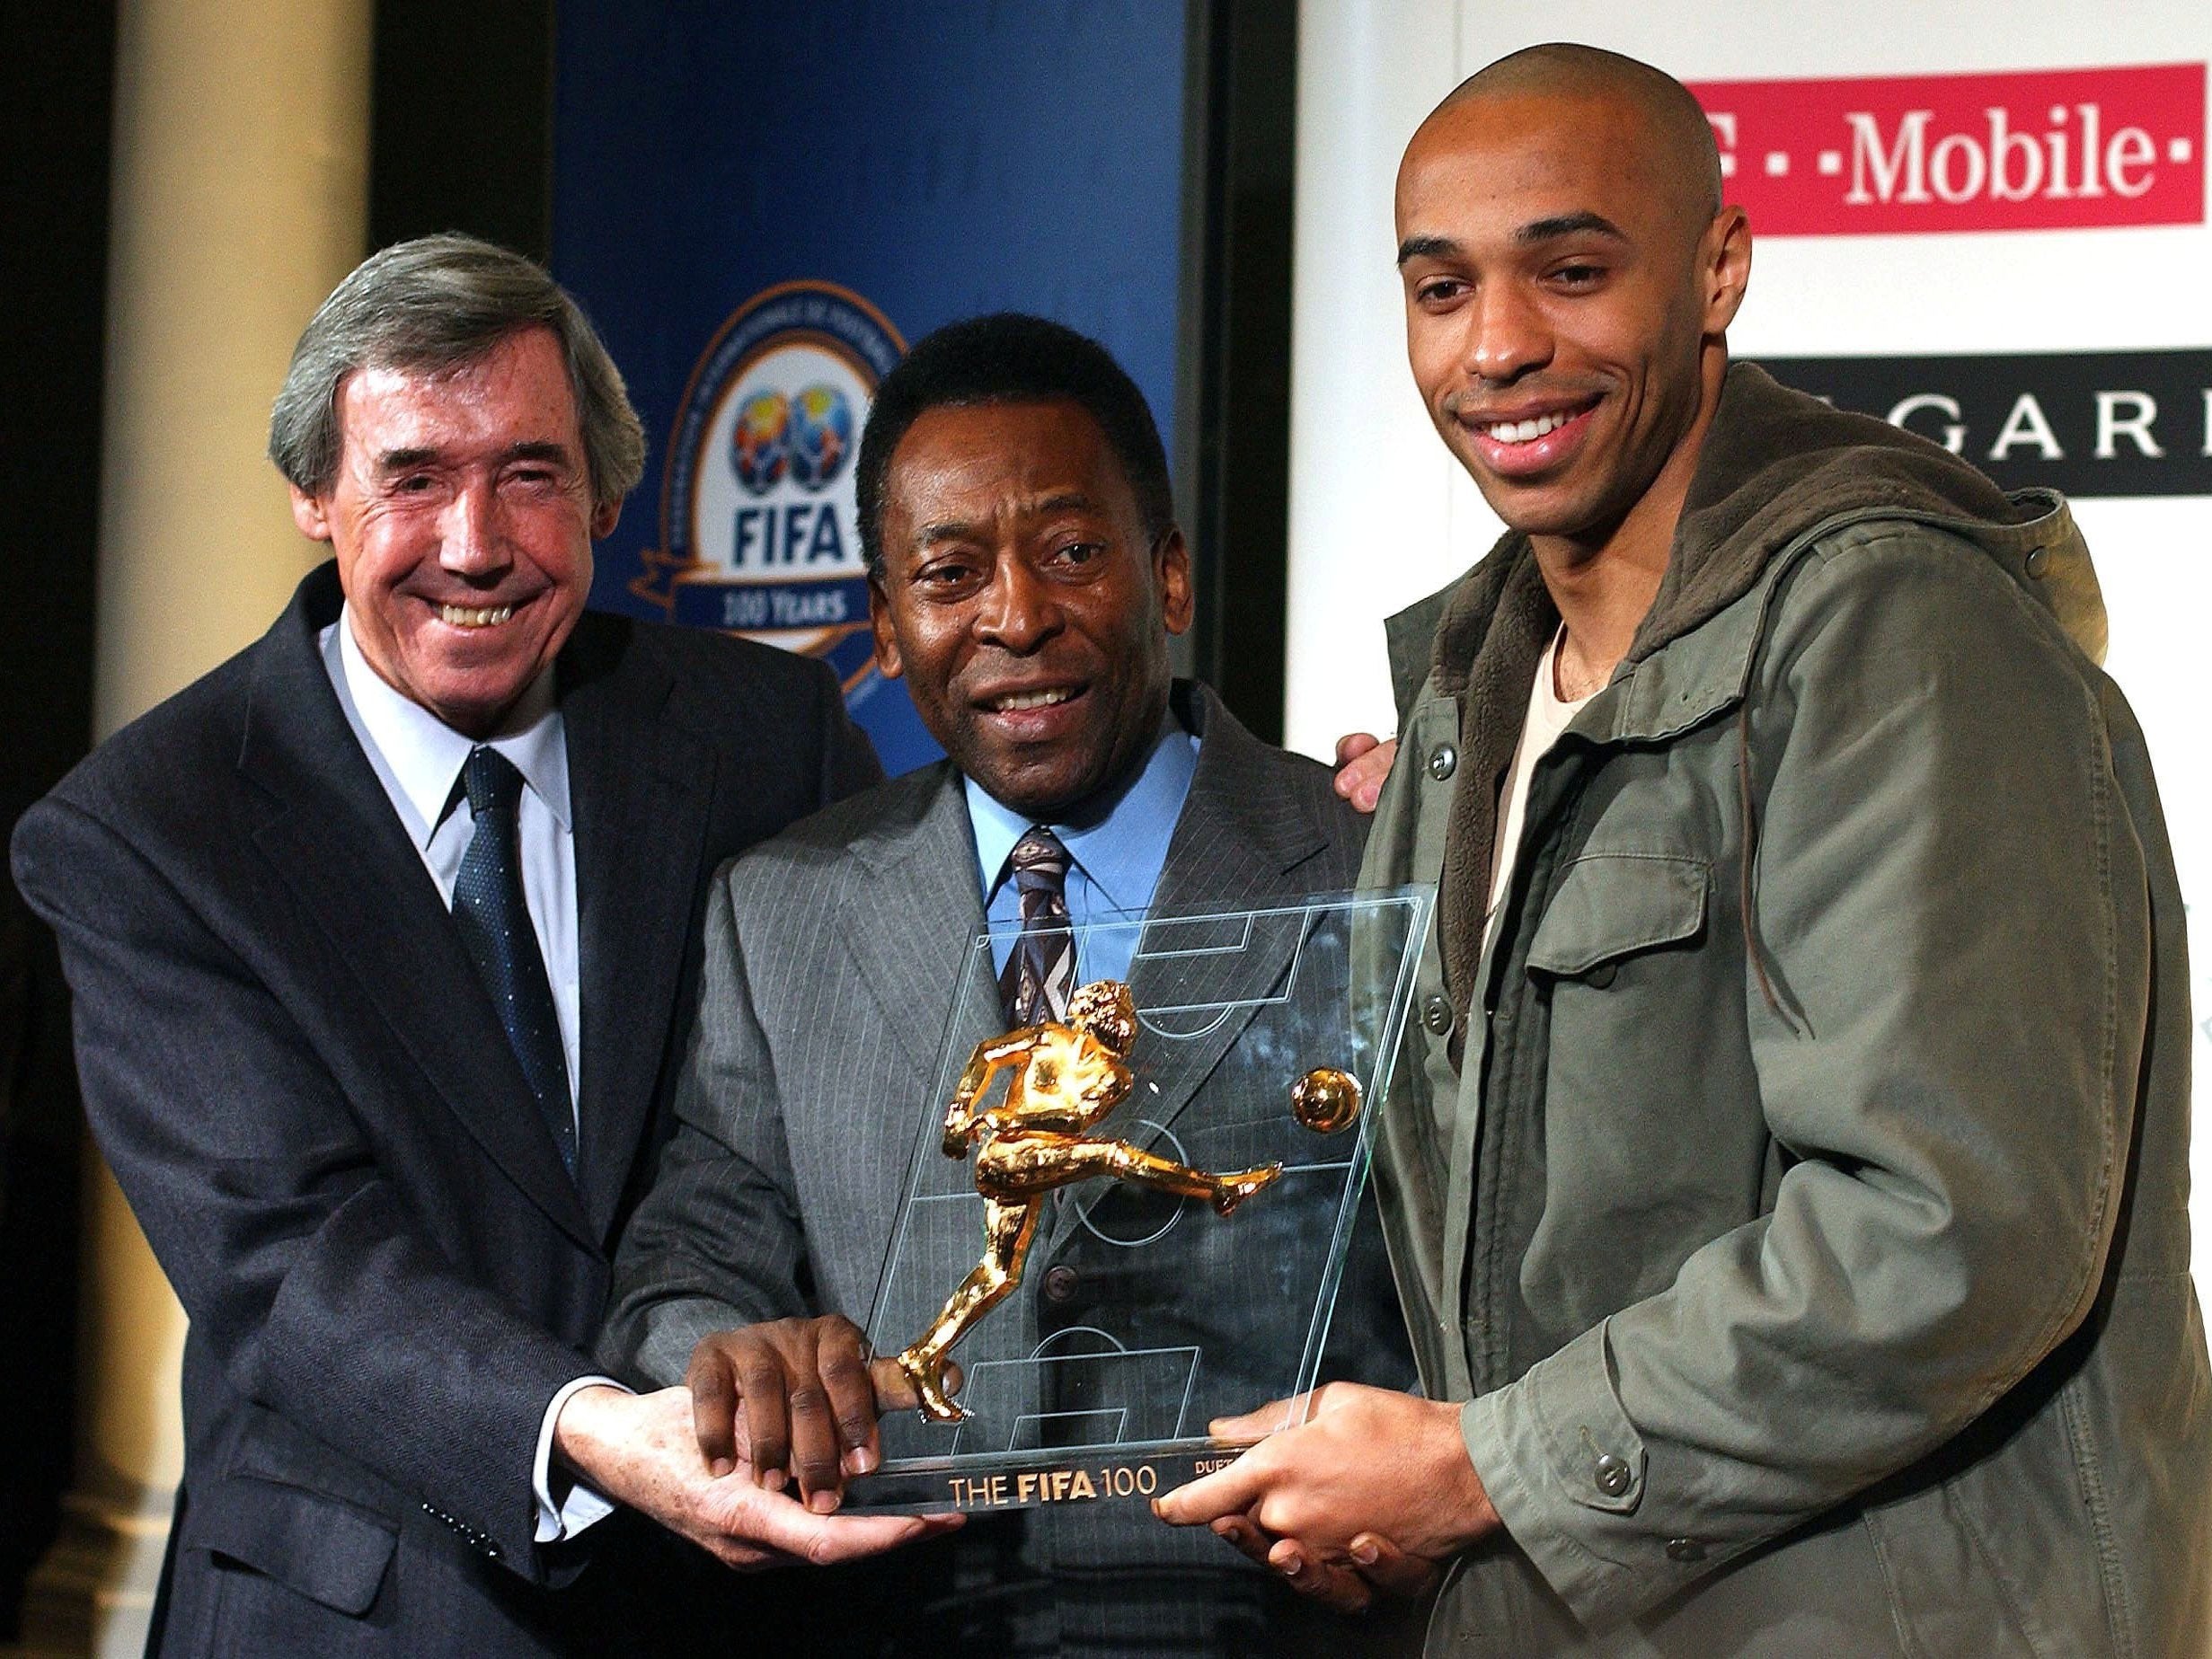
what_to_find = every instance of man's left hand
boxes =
[1153,1382,1499,1573]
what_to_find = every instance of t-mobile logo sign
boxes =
[1690,64,2204,234]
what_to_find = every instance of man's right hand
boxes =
[1332,733,1399,813]
[686,1316,928,1508]
[553,1383,956,1569]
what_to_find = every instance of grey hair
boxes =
[268,233,646,508]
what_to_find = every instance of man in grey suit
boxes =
[601,314,1420,1654]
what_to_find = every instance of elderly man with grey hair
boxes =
[9,234,937,1657]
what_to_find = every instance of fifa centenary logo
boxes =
[633,280,907,695]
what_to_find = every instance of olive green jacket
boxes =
[1361,364,2210,1655]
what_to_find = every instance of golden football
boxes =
[1289,1067,1362,1134]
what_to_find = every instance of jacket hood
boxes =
[1629,361,2101,666]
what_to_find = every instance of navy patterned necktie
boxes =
[998,826,1076,1027]
[451,746,577,1179]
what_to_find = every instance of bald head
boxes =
[1431,44,1722,230]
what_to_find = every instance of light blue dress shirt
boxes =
[965,714,1200,990]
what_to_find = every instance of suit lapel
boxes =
[238,570,596,1251]
[1044,685,1331,1259]
[1125,687,1328,1128]
[838,765,1000,1092]
[562,620,712,1239]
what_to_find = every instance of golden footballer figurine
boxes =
[891,980,1283,1422]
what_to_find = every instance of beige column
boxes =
[13,0,371,1654]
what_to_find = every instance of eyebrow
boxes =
[1030,490,1099,516]
[1396,234,1461,265]
[1397,211,1629,265]
[910,519,978,550]
[372,440,575,473]
[501,441,575,468]
[1517,211,1626,244]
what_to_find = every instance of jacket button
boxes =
[1593,1452,1632,1497]
[1422,993,1453,1036]
[1427,743,1458,781]
[2024,545,2048,578]
[1586,962,1617,989]
[1665,1537,1704,1563]
[1043,1265,1079,1302]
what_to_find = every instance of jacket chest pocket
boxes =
[1516,852,1771,1321]
[1524,852,1709,986]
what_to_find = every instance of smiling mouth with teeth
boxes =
[989,688,1075,711]
[1482,410,1581,445]
[439,603,514,628]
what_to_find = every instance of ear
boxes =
[1155,528,1194,637]
[288,483,334,543]
[1703,206,1752,335]
[868,575,905,679]
[590,497,622,540]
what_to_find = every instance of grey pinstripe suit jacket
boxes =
[602,682,1422,1656]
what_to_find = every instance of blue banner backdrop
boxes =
[551,2,1191,773]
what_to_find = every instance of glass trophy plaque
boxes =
[845,886,1431,1513]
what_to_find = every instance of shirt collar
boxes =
[332,603,570,846]
[965,709,1199,912]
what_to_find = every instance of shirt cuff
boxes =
[535,1375,628,1544]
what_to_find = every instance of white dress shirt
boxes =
[1483,626,1594,962]
[320,608,616,1545]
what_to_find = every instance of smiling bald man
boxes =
[1165,43,2212,1656]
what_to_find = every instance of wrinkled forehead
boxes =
[889,399,1120,493]
[332,331,585,458]
[880,399,1145,552]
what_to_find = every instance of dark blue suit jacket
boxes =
[10,561,879,1655]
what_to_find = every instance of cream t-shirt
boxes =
[1482,627,1595,962]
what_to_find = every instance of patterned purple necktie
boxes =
[998,826,1076,1027]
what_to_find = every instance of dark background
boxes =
[0,0,115,1630]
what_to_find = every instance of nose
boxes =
[1463,281,1552,385]
[974,557,1061,654]
[438,478,509,579]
